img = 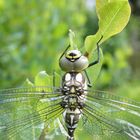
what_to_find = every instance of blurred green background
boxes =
[0,0,140,139]
[0,0,140,89]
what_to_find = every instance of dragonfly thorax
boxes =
[61,72,87,109]
[62,72,87,95]
[59,50,89,72]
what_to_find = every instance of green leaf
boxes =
[53,72,61,87]
[84,0,131,56]
[23,78,34,87]
[86,48,103,85]
[97,0,131,41]
[96,0,119,12]
[84,34,100,57]
[35,71,51,87]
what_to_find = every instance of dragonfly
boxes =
[0,36,140,140]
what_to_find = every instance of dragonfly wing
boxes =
[83,90,140,139]
[0,86,62,111]
[86,89,140,117]
[0,86,64,140]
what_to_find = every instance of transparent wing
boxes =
[0,86,64,140]
[80,89,140,140]
[0,86,62,111]
[86,89,140,117]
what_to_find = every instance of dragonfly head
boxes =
[59,50,89,72]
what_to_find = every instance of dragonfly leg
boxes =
[88,35,103,68]
[84,70,92,88]
[59,44,70,61]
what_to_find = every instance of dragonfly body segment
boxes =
[61,72,87,140]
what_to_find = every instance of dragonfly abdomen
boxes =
[64,108,82,140]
